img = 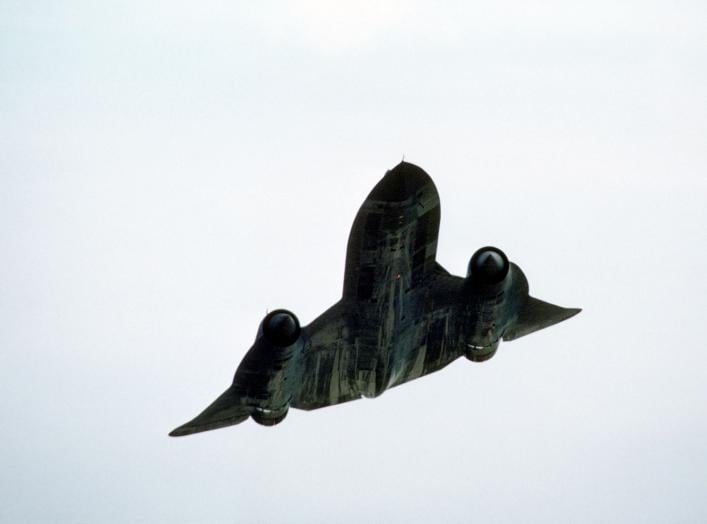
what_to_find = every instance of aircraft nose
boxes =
[368,162,432,202]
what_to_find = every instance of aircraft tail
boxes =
[502,296,580,341]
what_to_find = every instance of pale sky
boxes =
[1,1,706,522]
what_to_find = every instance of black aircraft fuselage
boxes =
[170,162,580,436]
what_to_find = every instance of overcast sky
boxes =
[1,1,706,523]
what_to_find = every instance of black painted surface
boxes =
[170,162,580,436]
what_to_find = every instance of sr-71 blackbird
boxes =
[170,162,580,436]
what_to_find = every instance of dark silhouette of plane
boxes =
[170,162,580,436]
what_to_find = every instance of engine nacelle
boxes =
[460,247,511,360]
[233,309,303,423]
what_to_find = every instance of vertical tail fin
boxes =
[503,296,581,341]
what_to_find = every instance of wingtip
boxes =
[502,298,582,341]
[168,425,189,437]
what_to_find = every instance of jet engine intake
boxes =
[467,246,509,286]
[260,309,301,347]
